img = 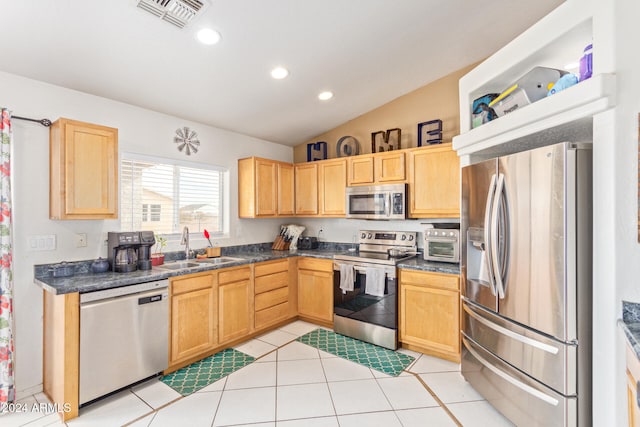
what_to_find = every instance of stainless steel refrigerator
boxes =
[461,142,592,426]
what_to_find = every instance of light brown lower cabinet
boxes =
[297,257,333,325]
[399,269,461,362]
[627,343,640,426]
[218,266,253,344]
[42,291,80,421]
[169,272,216,365]
[254,258,294,329]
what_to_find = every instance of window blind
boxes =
[121,155,226,236]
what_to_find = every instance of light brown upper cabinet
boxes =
[347,151,406,186]
[408,143,460,218]
[50,118,118,220]
[347,154,375,185]
[238,157,294,217]
[318,158,346,217]
[294,163,318,215]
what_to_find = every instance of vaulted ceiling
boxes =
[1,0,562,145]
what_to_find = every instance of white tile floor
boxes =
[2,321,515,427]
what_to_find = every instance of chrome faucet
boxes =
[181,226,192,259]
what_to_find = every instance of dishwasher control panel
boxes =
[80,279,168,304]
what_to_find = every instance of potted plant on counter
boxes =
[151,234,167,266]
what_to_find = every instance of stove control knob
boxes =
[409,235,414,241]
[361,232,367,239]
[449,231,455,236]
[367,233,372,239]
[401,234,407,241]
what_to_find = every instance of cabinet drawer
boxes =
[255,271,288,294]
[255,259,288,277]
[255,302,289,329]
[255,287,288,311]
[171,273,213,295]
[297,257,332,272]
[399,270,459,291]
[218,266,251,284]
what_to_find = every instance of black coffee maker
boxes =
[107,231,155,273]
[137,231,155,271]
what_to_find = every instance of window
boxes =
[121,153,228,237]
[141,204,161,222]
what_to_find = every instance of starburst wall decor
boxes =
[174,126,200,155]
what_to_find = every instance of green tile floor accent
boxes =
[297,329,414,376]
[161,348,255,395]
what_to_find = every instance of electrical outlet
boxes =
[75,233,87,248]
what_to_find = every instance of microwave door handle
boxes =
[484,174,498,295]
[385,193,391,217]
[491,173,506,299]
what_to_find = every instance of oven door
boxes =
[332,260,398,349]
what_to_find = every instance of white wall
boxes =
[299,218,443,249]
[602,0,640,424]
[0,71,293,395]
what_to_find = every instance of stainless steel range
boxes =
[333,230,417,349]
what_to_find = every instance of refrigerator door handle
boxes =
[462,336,560,407]
[463,303,559,355]
[483,174,498,295]
[491,173,506,299]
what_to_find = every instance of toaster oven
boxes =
[423,228,460,263]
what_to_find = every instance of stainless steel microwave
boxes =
[345,184,406,220]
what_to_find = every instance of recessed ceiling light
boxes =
[318,91,334,101]
[197,28,221,45]
[271,67,289,79]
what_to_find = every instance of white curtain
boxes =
[0,108,15,403]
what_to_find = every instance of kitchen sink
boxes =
[156,261,201,270]
[156,257,244,271]
[197,256,244,265]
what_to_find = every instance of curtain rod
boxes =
[12,115,52,127]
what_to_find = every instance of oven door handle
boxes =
[333,262,394,277]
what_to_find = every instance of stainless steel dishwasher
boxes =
[79,279,169,405]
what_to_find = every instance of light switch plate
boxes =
[28,235,56,251]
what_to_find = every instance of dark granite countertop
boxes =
[619,301,640,359]
[34,245,459,296]
[397,258,460,275]
[34,248,337,295]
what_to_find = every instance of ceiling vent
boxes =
[137,0,208,29]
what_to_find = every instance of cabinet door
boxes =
[297,268,333,323]
[277,163,295,216]
[375,151,405,182]
[400,284,460,357]
[219,280,252,343]
[629,370,640,427]
[295,163,318,215]
[409,144,460,218]
[348,155,374,185]
[318,159,346,216]
[255,159,278,216]
[50,118,118,219]
[171,287,216,363]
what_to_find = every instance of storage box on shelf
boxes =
[453,0,615,164]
